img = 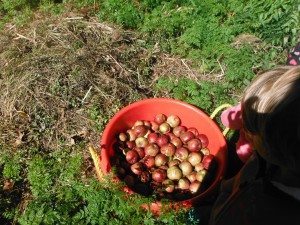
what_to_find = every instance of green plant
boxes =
[40,1,65,15]
[97,0,143,29]
[27,155,53,200]
[223,46,256,87]
[88,105,109,131]
[0,0,37,11]
[1,151,22,181]
[2,160,22,181]
[69,0,97,8]
[142,3,194,39]
[227,0,299,46]
[16,148,189,225]
[156,77,235,113]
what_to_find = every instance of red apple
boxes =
[134,120,144,127]
[187,138,202,152]
[155,153,168,167]
[147,132,158,144]
[126,150,139,164]
[134,147,145,158]
[152,169,167,182]
[150,121,159,132]
[173,126,187,137]
[160,143,176,157]
[142,155,155,168]
[156,134,169,147]
[166,115,181,128]
[171,137,183,148]
[174,147,189,161]
[198,134,209,148]
[159,122,171,134]
[135,137,148,148]
[154,113,167,125]
[202,154,215,170]
[144,143,159,156]
[180,131,195,143]
[187,127,199,137]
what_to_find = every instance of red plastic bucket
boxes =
[100,98,227,206]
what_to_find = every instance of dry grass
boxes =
[0,13,206,152]
[152,53,227,85]
[1,15,148,150]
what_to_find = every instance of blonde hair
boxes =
[242,66,300,170]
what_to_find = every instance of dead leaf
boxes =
[14,132,24,148]
[16,110,31,122]
[3,179,14,191]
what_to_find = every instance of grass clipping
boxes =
[0,12,207,152]
[0,15,161,150]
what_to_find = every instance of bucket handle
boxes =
[209,103,232,137]
[89,145,104,181]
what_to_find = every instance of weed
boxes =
[97,0,142,29]
[2,160,21,181]
[88,105,109,131]
[156,77,234,113]
[142,3,194,39]
[228,0,300,47]
[40,1,65,15]
[12,148,188,225]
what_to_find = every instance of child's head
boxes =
[241,66,300,171]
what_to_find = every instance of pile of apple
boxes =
[114,113,216,198]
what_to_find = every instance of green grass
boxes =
[0,146,190,225]
[94,0,299,111]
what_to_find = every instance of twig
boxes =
[136,71,147,88]
[14,33,35,43]
[81,86,92,104]
[108,54,125,72]
[216,59,225,78]
[64,17,84,20]
[33,28,37,46]
[49,32,71,49]
[165,57,177,61]
[7,24,16,31]
[181,59,201,84]
[85,21,114,32]
[94,0,96,10]
[85,77,110,100]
